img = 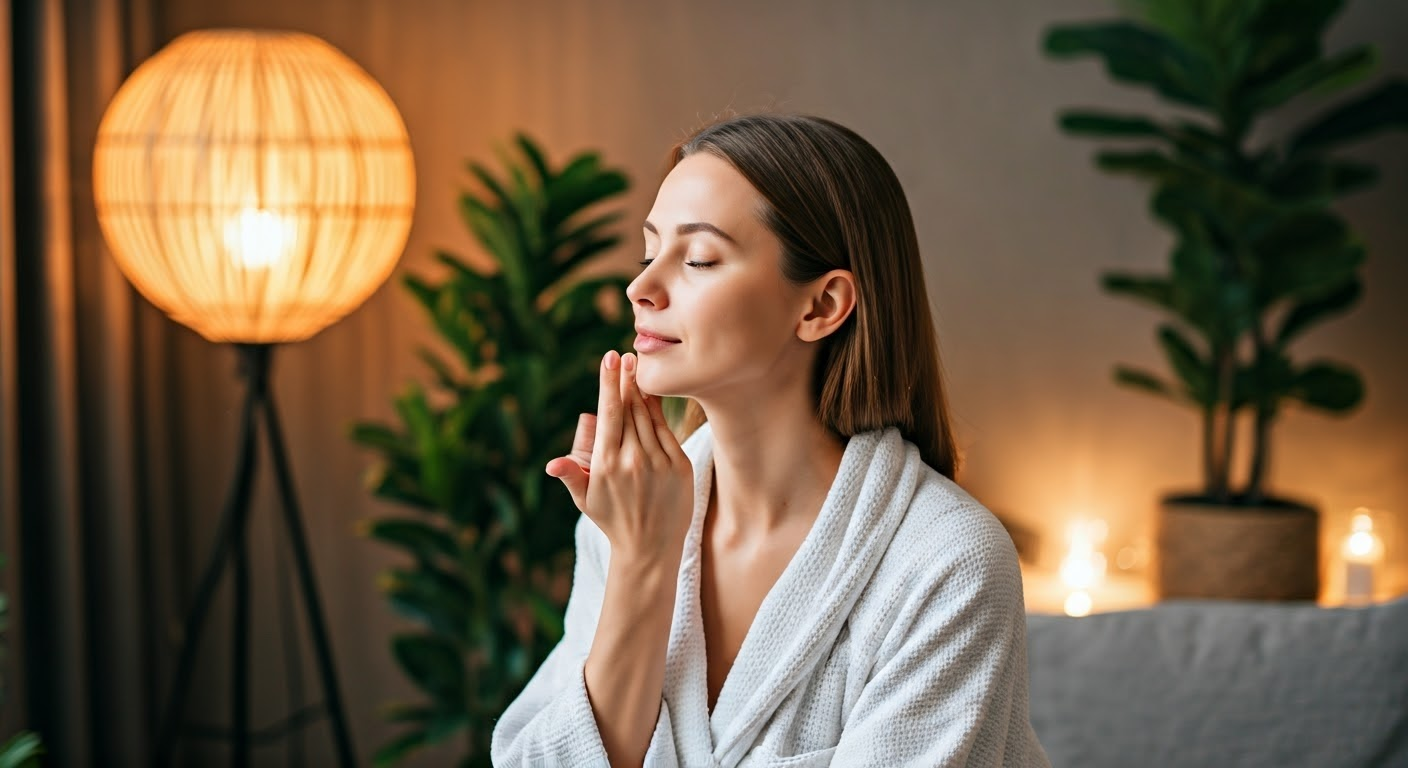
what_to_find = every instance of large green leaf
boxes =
[1149,183,1226,242]
[0,732,43,768]
[1288,79,1408,155]
[365,518,458,564]
[1249,211,1362,305]
[1044,22,1216,108]
[514,134,553,186]
[363,463,436,511]
[384,567,474,642]
[547,276,633,330]
[349,422,414,460]
[1236,346,1298,410]
[552,211,626,256]
[1168,240,1254,343]
[1157,324,1213,405]
[1058,110,1166,139]
[1101,273,1176,313]
[1237,0,1344,78]
[1289,361,1364,412]
[1248,45,1377,113]
[394,385,454,506]
[1113,364,1179,402]
[1264,158,1379,203]
[374,729,428,768]
[393,633,467,706]
[1276,277,1360,344]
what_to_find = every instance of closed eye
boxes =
[638,259,717,269]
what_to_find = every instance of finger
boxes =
[617,353,640,452]
[570,413,596,467]
[642,386,684,459]
[592,351,623,460]
[545,458,589,511]
[624,355,663,457]
[644,389,685,462]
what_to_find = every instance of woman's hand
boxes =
[546,350,694,565]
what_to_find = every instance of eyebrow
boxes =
[642,220,737,245]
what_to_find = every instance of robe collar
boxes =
[665,423,922,768]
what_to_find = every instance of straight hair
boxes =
[670,114,958,479]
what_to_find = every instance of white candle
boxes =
[1059,519,1107,616]
[1342,511,1382,605]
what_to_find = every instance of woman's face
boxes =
[628,153,811,400]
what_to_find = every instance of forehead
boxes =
[647,153,764,230]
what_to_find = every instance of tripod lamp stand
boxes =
[92,29,416,766]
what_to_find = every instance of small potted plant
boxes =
[1043,0,1407,599]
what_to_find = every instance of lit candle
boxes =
[1342,509,1383,605]
[1059,519,1107,616]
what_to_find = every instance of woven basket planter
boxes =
[1157,496,1320,601]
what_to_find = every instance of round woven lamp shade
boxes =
[94,29,415,343]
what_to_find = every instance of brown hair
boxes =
[670,114,958,479]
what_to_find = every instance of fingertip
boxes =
[604,350,620,371]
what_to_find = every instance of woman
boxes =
[491,114,1049,767]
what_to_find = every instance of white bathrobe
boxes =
[491,424,1050,767]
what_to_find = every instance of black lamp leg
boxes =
[154,348,263,767]
[153,343,356,767]
[232,463,252,768]
[262,382,358,767]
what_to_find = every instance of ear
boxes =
[796,269,857,343]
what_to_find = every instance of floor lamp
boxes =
[92,30,416,767]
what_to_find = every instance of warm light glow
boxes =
[93,29,415,343]
[1059,519,1107,590]
[1116,546,1139,571]
[1342,509,1383,565]
[224,208,297,270]
[1064,590,1093,617]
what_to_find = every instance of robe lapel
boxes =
[660,426,718,762]
[706,428,921,768]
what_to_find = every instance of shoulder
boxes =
[857,461,1024,636]
[899,469,1021,588]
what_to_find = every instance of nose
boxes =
[626,266,665,310]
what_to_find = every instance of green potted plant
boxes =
[1044,0,1407,599]
[351,136,633,765]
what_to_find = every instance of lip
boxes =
[634,327,680,354]
[635,326,680,342]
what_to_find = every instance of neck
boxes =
[695,384,847,540]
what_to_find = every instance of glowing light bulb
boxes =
[223,207,296,269]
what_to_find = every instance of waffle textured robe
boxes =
[491,423,1051,767]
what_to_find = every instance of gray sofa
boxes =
[1025,597,1408,768]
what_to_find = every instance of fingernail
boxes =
[604,350,619,370]
[623,353,636,372]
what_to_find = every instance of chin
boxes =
[634,365,685,400]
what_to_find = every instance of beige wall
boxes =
[151,0,1408,762]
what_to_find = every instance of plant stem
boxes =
[1245,324,1273,505]
[1202,401,1218,499]
[1210,345,1237,503]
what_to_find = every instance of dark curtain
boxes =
[1,0,186,764]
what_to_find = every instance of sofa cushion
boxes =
[1025,598,1408,768]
